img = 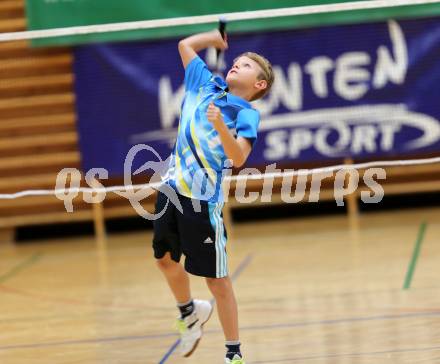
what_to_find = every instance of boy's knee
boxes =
[156,253,178,271]
[206,277,231,295]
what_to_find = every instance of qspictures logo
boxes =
[54,144,386,220]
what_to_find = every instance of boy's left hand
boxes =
[206,102,224,129]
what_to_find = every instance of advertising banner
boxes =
[73,18,440,176]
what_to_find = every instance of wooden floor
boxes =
[1,207,440,363]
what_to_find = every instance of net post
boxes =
[90,180,107,244]
[344,158,359,220]
[90,181,109,284]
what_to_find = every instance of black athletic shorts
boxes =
[152,190,228,278]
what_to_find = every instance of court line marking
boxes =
[0,258,254,314]
[1,309,439,352]
[0,332,178,351]
[1,285,439,325]
[249,345,440,363]
[0,252,43,285]
[239,310,440,331]
[158,253,254,364]
[0,284,152,310]
[403,222,427,290]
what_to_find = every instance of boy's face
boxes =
[225,56,267,97]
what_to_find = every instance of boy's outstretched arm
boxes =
[178,30,228,68]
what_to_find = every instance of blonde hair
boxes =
[234,52,274,101]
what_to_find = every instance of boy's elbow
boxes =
[231,142,252,168]
[178,39,191,53]
[232,155,247,168]
[178,40,186,52]
[178,39,196,68]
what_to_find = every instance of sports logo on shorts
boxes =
[203,237,214,244]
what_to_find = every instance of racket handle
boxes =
[218,18,227,39]
[216,18,227,60]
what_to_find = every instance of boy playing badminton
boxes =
[152,28,273,364]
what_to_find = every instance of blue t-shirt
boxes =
[164,56,260,202]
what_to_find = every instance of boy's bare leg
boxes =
[156,252,191,303]
[206,276,239,340]
[157,252,214,357]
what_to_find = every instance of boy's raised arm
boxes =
[178,30,228,69]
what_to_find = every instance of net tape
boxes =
[1,156,439,200]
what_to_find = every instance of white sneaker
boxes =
[176,299,213,357]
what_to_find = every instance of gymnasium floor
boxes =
[1,207,439,363]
